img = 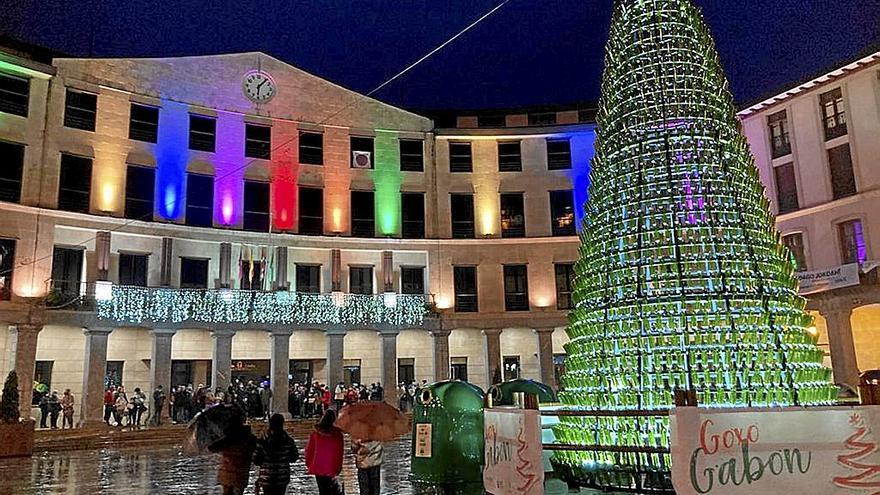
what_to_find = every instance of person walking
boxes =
[47,391,61,429]
[353,438,383,495]
[38,392,50,429]
[259,384,272,420]
[217,418,257,495]
[152,385,166,426]
[114,387,129,426]
[333,382,345,411]
[103,386,115,424]
[60,389,75,429]
[305,409,344,495]
[253,413,299,495]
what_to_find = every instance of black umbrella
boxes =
[183,404,246,454]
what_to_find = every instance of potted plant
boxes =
[0,371,35,458]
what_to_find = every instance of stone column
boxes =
[79,327,112,426]
[95,231,111,281]
[431,329,451,382]
[326,332,345,387]
[535,328,557,390]
[160,238,173,287]
[269,330,292,417]
[8,324,42,420]
[822,307,859,389]
[274,246,289,290]
[149,329,175,422]
[218,243,232,289]
[483,328,503,386]
[379,332,398,404]
[211,329,235,392]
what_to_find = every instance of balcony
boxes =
[46,281,434,327]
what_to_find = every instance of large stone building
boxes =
[0,39,877,422]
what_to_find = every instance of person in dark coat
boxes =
[253,413,299,495]
[46,391,61,429]
[152,385,166,426]
[217,423,257,495]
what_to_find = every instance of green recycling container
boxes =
[488,378,557,406]
[410,380,485,494]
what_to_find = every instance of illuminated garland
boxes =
[552,0,837,490]
[97,286,429,326]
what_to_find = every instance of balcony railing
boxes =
[87,285,432,327]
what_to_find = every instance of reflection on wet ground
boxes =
[0,436,413,495]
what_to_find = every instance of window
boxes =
[550,190,576,236]
[129,103,159,143]
[51,247,84,297]
[503,265,529,311]
[0,238,15,301]
[449,142,472,172]
[528,112,556,126]
[503,356,521,380]
[478,115,505,128]
[349,266,373,294]
[0,141,24,203]
[401,192,425,239]
[500,193,525,238]
[344,360,361,386]
[240,259,264,290]
[63,89,97,131]
[350,136,374,169]
[450,194,475,239]
[773,163,799,213]
[838,220,866,264]
[296,264,321,293]
[243,180,270,232]
[299,132,323,165]
[555,263,575,310]
[547,139,572,170]
[124,165,155,221]
[351,191,375,237]
[451,358,468,381]
[820,88,847,141]
[245,124,271,159]
[58,154,92,213]
[400,139,424,172]
[498,141,522,172]
[105,361,124,388]
[118,253,148,287]
[398,359,415,385]
[0,73,29,117]
[578,109,597,123]
[189,115,216,152]
[298,187,323,235]
[453,266,478,312]
[828,144,856,199]
[185,173,213,227]
[401,267,425,294]
[768,110,790,158]
[180,258,209,288]
[782,233,807,272]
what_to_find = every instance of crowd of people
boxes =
[285,381,386,418]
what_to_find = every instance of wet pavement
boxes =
[0,436,413,495]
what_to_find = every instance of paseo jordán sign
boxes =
[671,406,880,495]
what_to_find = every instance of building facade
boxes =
[0,42,877,422]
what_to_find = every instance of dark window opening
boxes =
[449,142,472,172]
[555,263,574,310]
[351,191,375,238]
[118,253,148,287]
[51,246,84,298]
[398,359,415,385]
[774,163,799,213]
[782,233,807,272]
[503,265,529,311]
[129,103,159,143]
[0,238,15,301]
[296,264,321,293]
[498,141,522,172]
[124,165,155,221]
[63,89,97,131]
[245,124,271,159]
[349,266,373,294]
[299,132,323,165]
[185,173,213,228]
[838,220,866,265]
[298,187,323,235]
[401,267,425,295]
[768,110,791,158]
[350,136,374,169]
[243,180,270,232]
[577,109,597,123]
[401,192,425,239]
[180,258,209,289]
[478,115,505,128]
[400,139,424,172]
[450,194,475,239]
[828,144,856,200]
[450,358,468,381]
[503,356,521,380]
[105,361,124,388]
[189,115,216,152]
[453,266,477,312]
[33,361,53,403]
[550,190,576,236]
[528,112,556,126]
[0,141,24,203]
[58,154,92,213]
[500,193,525,238]
[547,139,572,170]
[0,73,29,117]
[820,88,847,141]
[240,260,264,290]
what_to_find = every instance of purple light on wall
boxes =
[213,114,246,227]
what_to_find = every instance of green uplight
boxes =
[373,131,402,236]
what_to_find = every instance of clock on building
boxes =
[242,70,276,103]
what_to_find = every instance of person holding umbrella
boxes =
[352,438,383,495]
[253,413,299,495]
[305,409,344,495]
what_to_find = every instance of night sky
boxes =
[2,0,878,109]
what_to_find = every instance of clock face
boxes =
[243,70,276,103]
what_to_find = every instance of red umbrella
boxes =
[335,402,410,442]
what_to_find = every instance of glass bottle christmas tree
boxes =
[553,0,837,488]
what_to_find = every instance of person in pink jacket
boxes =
[305,409,345,495]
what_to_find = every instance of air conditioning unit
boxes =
[352,151,372,169]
